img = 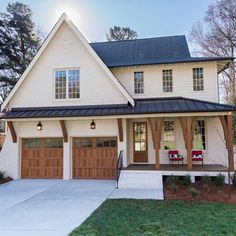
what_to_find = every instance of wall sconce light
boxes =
[90,119,96,129]
[37,121,43,131]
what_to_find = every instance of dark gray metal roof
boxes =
[3,97,236,119]
[90,36,233,67]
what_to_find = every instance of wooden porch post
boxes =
[59,120,68,143]
[117,118,123,142]
[179,117,195,171]
[148,118,163,170]
[219,114,234,172]
[7,121,17,143]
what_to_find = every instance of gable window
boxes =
[193,120,206,150]
[163,120,175,150]
[162,70,173,92]
[193,68,204,91]
[134,71,144,94]
[55,69,80,99]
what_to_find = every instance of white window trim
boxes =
[53,67,81,101]
[192,67,204,92]
[193,118,207,151]
[162,69,174,93]
[162,119,176,151]
[134,71,144,94]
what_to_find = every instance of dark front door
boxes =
[133,122,148,162]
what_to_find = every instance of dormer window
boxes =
[55,69,80,99]
[134,71,144,94]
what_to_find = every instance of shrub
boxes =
[190,187,199,198]
[166,175,179,186]
[202,175,211,186]
[183,175,191,186]
[170,184,178,193]
[0,171,5,180]
[232,172,236,187]
[215,174,225,188]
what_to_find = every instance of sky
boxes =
[0,0,216,51]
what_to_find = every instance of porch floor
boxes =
[125,164,228,172]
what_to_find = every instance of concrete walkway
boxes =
[0,179,116,236]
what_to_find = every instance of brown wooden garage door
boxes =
[73,137,117,179]
[22,138,63,179]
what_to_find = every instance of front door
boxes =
[133,122,148,162]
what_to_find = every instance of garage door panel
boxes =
[73,137,117,179]
[22,138,63,179]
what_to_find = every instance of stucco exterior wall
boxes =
[112,62,219,103]
[8,22,128,109]
[0,118,125,179]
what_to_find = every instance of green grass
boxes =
[70,199,236,236]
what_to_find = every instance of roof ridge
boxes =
[90,35,186,44]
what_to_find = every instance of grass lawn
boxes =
[70,199,236,236]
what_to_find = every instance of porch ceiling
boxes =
[2,97,236,119]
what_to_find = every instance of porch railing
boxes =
[116,150,124,188]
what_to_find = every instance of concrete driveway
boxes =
[0,179,116,236]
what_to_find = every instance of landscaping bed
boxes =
[0,176,12,185]
[0,171,12,185]
[70,199,236,236]
[164,174,236,203]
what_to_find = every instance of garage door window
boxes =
[96,138,117,147]
[73,138,93,148]
[23,139,40,148]
[45,138,63,148]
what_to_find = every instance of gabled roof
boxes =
[3,97,236,119]
[90,37,233,68]
[1,13,135,111]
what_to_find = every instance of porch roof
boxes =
[3,97,236,119]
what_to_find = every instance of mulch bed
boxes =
[164,181,236,203]
[0,177,13,185]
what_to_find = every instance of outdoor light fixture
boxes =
[90,120,96,129]
[37,121,43,131]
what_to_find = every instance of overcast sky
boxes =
[0,0,216,51]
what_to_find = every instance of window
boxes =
[55,69,80,99]
[45,138,63,148]
[73,138,93,148]
[134,71,144,94]
[193,120,206,150]
[193,68,204,91]
[0,120,5,133]
[163,120,175,150]
[96,138,117,148]
[134,122,147,151]
[162,70,173,92]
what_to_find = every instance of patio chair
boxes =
[168,150,184,165]
[192,150,204,165]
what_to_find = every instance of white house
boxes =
[0,14,235,186]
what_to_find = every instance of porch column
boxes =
[148,118,164,170]
[219,114,234,172]
[178,117,196,171]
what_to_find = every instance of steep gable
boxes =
[2,14,134,111]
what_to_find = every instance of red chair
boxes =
[192,150,204,165]
[168,150,184,165]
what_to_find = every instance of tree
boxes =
[0,2,41,102]
[106,26,137,41]
[189,0,236,143]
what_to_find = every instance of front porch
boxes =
[121,111,234,173]
[124,164,228,172]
